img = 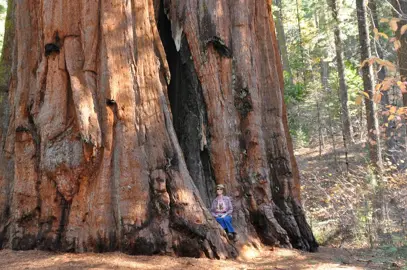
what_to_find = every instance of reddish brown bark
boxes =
[269,1,301,203]
[0,0,317,256]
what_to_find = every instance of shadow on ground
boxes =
[0,246,388,270]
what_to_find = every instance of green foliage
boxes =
[0,0,8,57]
[273,0,369,148]
[345,61,363,100]
[381,234,407,256]
[291,127,310,148]
[283,73,307,105]
[370,241,407,267]
[277,0,407,266]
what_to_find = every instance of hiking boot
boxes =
[227,232,237,241]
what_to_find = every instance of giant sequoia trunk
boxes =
[0,0,317,257]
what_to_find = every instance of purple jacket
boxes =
[210,196,233,217]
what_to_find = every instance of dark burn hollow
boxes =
[157,2,216,207]
[45,32,62,56]
[44,43,60,56]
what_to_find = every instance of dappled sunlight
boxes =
[0,247,375,270]
[237,244,261,260]
[1,251,190,270]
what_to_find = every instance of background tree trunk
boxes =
[0,0,317,256]
[392,0,407,106]
[369,0,394,159]
[274,0,293,85]
[390,0,407,170]
[0,0,15,249]
[327,0,353,145]
[356,0,383,174]
[295,0,307,86]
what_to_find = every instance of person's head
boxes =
[216,184,225,196]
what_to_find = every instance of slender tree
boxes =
[274,0,294,84]
[0,0,317,256]
[389,0,407,170]
[295,0,308,86]
[356,0,384,174]
[369,0,400,166]
[327,0,353,145]
[369,0,387,84]
[392,0,407,106]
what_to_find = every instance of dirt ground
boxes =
[0,246,392,270]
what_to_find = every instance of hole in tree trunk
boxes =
[44,43,60,56]
[157,1,216,206]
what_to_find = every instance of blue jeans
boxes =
[215,215,235,233]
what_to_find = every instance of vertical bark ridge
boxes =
[0,0,15,249]
[268,0,301,204]
[9,0,41,250]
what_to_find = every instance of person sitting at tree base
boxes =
[210,184,237,241]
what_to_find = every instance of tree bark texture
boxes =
[0,0,317,257]
[269,3,302,205]
[369,0,386,85]
[390,0,407,170]
[356,0,383,173]
[392,0,407,106]
[327,0,353,145]
[370,0,400,165]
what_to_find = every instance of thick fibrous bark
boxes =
[0,0,15,250]
[0,0,317,257]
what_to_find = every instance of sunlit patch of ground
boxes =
[0,247,383,270]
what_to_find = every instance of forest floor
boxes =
[296,140,407,270]
[0,246,392,270]
[1,141,406,270]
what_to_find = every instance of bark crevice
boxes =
[158,2,216,207]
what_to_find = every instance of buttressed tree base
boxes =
[0,0,318,258]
